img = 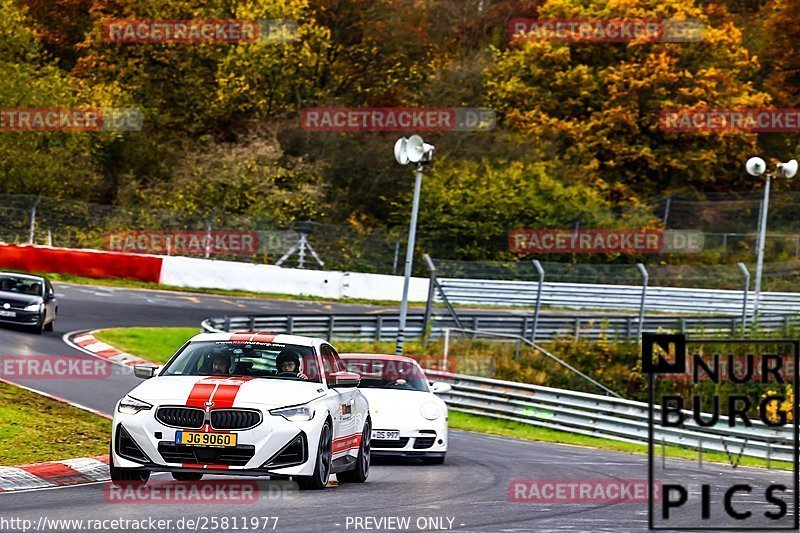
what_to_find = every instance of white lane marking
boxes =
[62,330,134,371]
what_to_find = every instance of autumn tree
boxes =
[484,0,771,198]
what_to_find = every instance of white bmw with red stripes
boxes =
[110,332,371,490]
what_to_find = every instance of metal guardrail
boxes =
[435,278,800,316]
[202,312,800,343]
[426,370,795,463]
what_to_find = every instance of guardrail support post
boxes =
[636,263,648,343]
[248,316,255,331]
[737,262,750,337]
[328,315,335,341]
[532,260,545,343]
[286,316,294,335]
[223,316,231,332]
[376,315,383,341]
[442,328,450,371]
[28,195,42,245]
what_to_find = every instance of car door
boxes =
[321,344,358,455]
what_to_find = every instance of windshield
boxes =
[162,341,322,383]
[342,358,429,392]
[0,275,43,296]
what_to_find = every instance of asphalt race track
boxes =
[0,283,796,532]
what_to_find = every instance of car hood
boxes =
[127,375,327,409]
[0,291,41,307]
[359,388,441,418]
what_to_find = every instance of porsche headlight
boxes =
[118,396,152,415]
[270,405,315,422]
[23,303,42,312]
[421,401,441,420]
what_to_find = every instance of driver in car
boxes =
[211,352,232,375]
[275,350,308,380]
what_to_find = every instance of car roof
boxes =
[339,353,420,364]
[0,272,45,281]
[188,332,321,347]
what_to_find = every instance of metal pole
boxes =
[442,328,450,372]
[28,195,42,245]
[636,263,648,343]
[753,174,771,319]
[737,262,750,337]
[392,239,401,275]
[662,193,673,227]
[532,260,544,343]
[395,164,424,355]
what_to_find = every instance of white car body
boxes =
[340,354,449,463]
[111,332,370,489]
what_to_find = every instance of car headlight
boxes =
[118,396,152,415]
[23,303,42,312]
[270,405,315,422]
[421,401,441,420]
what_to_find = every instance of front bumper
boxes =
[0,310,42,326]
[371,428,447,457]
[112,407,321,477]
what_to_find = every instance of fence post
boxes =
[532,260,545,343]
[636,263,648,343]
[28,195,42,245]
[737,262,750,337]
[204,210,217,259]
[392,239,401,275]
[422,254,437,341]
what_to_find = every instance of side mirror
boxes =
[134,364,159,379]
[430,382,452,394]
[330,371,361,388]
[44,293,55,301]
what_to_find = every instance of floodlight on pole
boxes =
[394,135,435,355]
[747,156,797,322]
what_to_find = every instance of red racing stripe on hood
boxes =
[185,376,253,409]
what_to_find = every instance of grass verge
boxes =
[449,410,792,471]
[93,327,199,364]
[0,382,110,465]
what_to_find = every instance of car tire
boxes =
[109,450,151,487]
[297,418,332,490]
[422,454,446,465]
[44,318,54,332]
[31,316,45,335]
[337,418,370,484]
[171,472,203,481]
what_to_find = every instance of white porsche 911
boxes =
[340,354,450,464]
[110,332,371,490]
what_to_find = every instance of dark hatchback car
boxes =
[0,273,57,334]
